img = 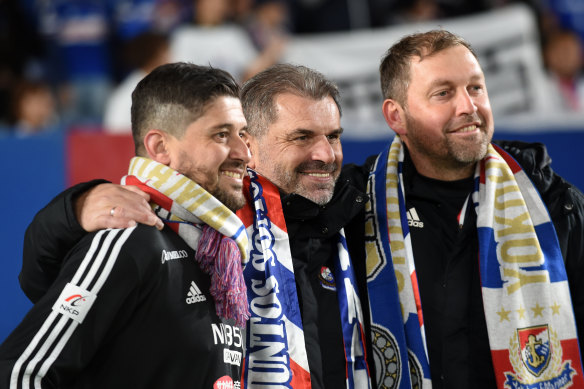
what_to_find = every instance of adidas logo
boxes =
[186,281,207,304]
[407,207,424,228]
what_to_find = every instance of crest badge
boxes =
[504,325,576,388]
[518,325,551,377]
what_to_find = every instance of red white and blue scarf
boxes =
[365,136,584,388]
[237,169,371,388]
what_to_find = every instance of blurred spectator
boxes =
[171,0,285,82]
[543,29,584,112]
[35,0,115,128]
[103,31,171,134]
[240,0,289,80]
[244,0,290,51]
[542,0,584,45]
[7,79,61,136]
[113,0,189,42]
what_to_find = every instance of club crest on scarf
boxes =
[504,325,576,388]
[319,266,336,291]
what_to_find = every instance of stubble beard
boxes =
[211,183,247,212]
[405,112,492,170]
[259,153,338,205]
[178,153,247,213]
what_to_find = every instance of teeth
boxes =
[307,173,330,178]
[222,171,242,179]
[458,125,477,133]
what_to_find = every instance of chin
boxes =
[302,190,334,206]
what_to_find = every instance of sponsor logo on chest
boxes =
[161,249,188,263]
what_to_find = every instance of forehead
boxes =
[199,96,245,123]
[271,93,340,132]
[409,45,484,89]
[183,96,246,136]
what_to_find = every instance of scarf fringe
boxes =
[196,225,250,328]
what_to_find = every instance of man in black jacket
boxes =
[365,29,584,388]
[17,63,373,389]
[1,63,251,388]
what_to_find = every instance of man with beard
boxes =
[0,63,251,388]
[365,30,584,388]
[17,63,373,389]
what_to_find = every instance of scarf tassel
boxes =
[195,225,250,328]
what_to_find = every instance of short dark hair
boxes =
[379,30,478,106]
[240,63,341,138]
[131,62,240,155]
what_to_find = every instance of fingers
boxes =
[75,183,164,232]
[109,191,164,230]
[122,184,151,201]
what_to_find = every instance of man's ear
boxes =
[243,132,257,169]
[382,99,407,136]
[143,129,171,165]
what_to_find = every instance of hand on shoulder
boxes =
[75,183,164,232]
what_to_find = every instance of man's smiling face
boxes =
[249,92,343,205]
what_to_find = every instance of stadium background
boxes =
[1,3,584,343]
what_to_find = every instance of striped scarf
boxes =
[365,136,584,388]
[237,169,371,388]
[122,157,250,327]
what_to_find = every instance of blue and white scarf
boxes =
[365,136,583,388]
[237,169,371,388]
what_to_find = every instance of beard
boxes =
[261,154,339,205]
[404,110,492,169]
[177,152,247,212]
[210,183,246,212]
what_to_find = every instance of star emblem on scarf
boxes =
[497,307,511,322]
[532,303,545,318]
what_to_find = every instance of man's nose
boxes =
[455,89,478,116]
[230,135,251,164]
[311,135,336,164]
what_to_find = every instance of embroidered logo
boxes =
[52,283,97,324]
[319,266,336,291]
[186,281,207,304]
[505,325,576,388]
[407,208,424,228]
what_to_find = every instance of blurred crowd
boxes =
[1,0,583,137]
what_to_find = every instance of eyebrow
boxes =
[429,74,485,89]
[288,127,344,137]
[209,123,248,132]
